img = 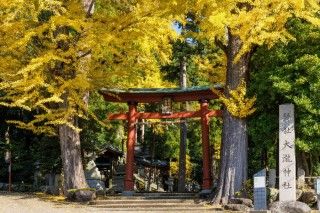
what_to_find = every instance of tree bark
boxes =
[213,30,251,204]
[59,112,88,193]
[178,56,187,192]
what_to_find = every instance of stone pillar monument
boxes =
[279,104,296,201]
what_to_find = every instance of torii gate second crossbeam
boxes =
[100,85,223,195]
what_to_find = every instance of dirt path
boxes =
[0,192,103,213]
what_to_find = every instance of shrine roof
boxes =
[100,84,223,103]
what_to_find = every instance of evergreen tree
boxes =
[249,18,320,177]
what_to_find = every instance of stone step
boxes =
[91,199,202,205]
[135,193,197,196]
[101,196,197,200]
[88,206,222,211]
[89,209,221,212]
[90,203,210,208]
[90,194,223,212]
[143,196,196,199]
[103,192,196,196]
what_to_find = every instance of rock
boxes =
[86,179,105,191]
[296,189,303,200]
[229,198,253,208]
[297,168,305,189]
[224,204,251,211]
[85,160,102,180]
[95,189,105,196]
[269,201,311,213]
[299,189,316,205]
[85,160,105,191]
[67,188,96,202]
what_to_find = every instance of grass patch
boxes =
[35,192,66,203]
[67,188,95,193]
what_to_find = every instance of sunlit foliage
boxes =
[0,0,180,134]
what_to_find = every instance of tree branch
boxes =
[86,0,95,18]
[77,50,92,59]
[215,37,227,53]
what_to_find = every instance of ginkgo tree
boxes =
[0,0,179,200]
[185,0,320,203]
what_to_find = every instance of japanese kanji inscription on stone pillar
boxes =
[279,104,296,201]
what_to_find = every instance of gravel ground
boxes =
[0,192,103,213]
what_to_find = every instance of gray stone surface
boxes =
[67,189,96,202]
[268,169,276,188]
[269,201,311,213]
[229,198,253,208]
[85,160,102,180]
[279,104,296,201]
[85,160,105,191]
[297,168,305,189]
[86,179,105,191]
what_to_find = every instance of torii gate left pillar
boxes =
[200,99,212,194]
[123,101,137,195]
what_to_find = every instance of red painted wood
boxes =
[200,100,212,190]
[108,110,222,120]
[124,102,137,192]
[101,89,220,103]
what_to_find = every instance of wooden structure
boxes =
[95,145,123,188]
[100,85,223,194]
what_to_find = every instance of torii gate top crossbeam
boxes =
[99,85,223,103]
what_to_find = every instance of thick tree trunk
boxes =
[59,119,88,193]
[213,30,251,204]
[178,56,187,192]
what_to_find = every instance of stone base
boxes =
[66,188,96,202]
[269,201,311,213]
[199,189,211,194]
[224,204,250,212]
[122,191,135,196]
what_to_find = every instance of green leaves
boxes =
[249,18,320,175]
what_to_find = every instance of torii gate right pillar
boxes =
[123,101,137,195]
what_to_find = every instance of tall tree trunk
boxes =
[213,30,251,204]
[178,56,187,192]
[59,117,88,193]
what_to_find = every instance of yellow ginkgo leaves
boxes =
[213,80,256,118]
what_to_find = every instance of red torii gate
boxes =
[100,86,223,195]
